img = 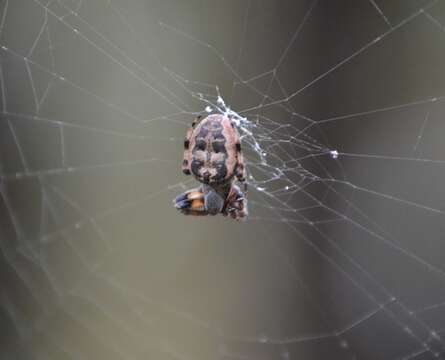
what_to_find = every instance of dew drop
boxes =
[330,150,339,159]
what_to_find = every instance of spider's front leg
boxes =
[174,187,225,216]
[223,184,248,220]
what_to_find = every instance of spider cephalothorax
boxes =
[174,114,248,220]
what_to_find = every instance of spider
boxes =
[174,114,248,220]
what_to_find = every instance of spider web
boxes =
[2,0,445,359]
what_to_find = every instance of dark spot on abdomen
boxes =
[182,158,190,175]
[214,162,227,182]
[191,160,202,177]
[212,140,227,154]
[194,139,206,151]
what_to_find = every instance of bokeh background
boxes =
[2,0,445,359]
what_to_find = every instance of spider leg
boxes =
[204,189,225,215]
[174,186,225,217]
[234,137,248,193]
[174,187,207,216]
[223,184,248,220]
[235,143,246,181]
[182,115,203,175]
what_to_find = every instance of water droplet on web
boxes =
[205,106,212,113]
[330,150,339,159]
[285,185,289,190]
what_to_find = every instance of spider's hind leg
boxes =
[174,186,225,217]
[223,184,248,220]
[174,187,207,216]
